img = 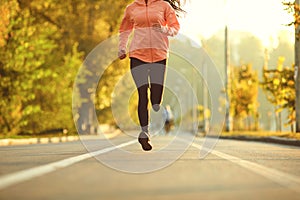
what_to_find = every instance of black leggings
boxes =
[130,57,166,133]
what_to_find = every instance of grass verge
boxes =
[221,131,300,140]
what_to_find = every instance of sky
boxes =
[179,0,295,47]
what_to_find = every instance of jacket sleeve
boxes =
[162,4,180,36]
[119,6,134,52]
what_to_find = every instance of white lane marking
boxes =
[0,140,137,190]
[189,141,300,193]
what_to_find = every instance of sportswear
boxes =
[119,0,180,62]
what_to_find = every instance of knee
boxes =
[152,104,160,112]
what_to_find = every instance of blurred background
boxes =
[0,0,299,138]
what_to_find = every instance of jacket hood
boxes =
[134,0,161,6]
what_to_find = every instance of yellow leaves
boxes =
[204,109,211,119]
[128,90,139,125]
[284,1,300,34]
[277,56,285,71]
[288,80,294,86]
[294,2,300,29]
[197,105,204,111]
[273,78,280,85]
[94,18,111,39]
[95,5,100,10]
[278,56,285,64]
[282,77,287,83]
[0,0,17,47]
[261,57,295,125]
[229,64,259,123]
[43,2,51,9]
[247,80,253,86]
[197,105,211,121]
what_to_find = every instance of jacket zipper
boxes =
[145,2,154,62]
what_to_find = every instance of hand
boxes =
[118,50,126,60]
[152,23,162,32]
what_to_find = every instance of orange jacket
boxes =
[119,0,180,63]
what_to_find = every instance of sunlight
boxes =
[180,0,295,47]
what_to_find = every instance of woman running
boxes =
[118,0,185,151]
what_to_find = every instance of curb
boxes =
[0,136,80,147]
[210,135,300,147]
[0,130,122,147]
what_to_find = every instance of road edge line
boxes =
[0,139,136,190]
[178,138,300,193]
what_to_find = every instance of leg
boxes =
[136,85,149,133]
[149,59,166,112]
[130,58,150,133]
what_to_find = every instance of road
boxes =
[0,133,300,200]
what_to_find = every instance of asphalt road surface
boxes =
[0,133,300,200]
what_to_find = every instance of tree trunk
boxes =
[295,0,300,132]
[275,108,282,132]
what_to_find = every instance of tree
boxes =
[0,0,131,136]
[229,64,259,131]
[261,57,295,132]
[0,0,58,135]
[283,0,300,132]
[71,1,132,132]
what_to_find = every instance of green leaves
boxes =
[0,0,132,136]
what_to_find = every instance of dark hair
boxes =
[163,0,186,16]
